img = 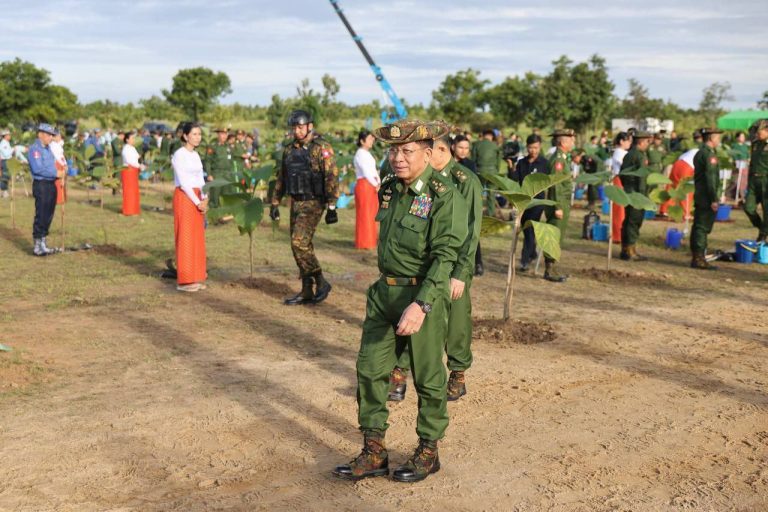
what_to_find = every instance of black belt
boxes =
[380,275,422,286]
[291,194,318,201]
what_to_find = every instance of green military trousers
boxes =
[395,279,474,372]
[357,279,449,441]
[744,176,768,237]
[690,205,716,254]
[546,202,571,243]
[621,205,645,246]
[290,198,323,278]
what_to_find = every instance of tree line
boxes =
[1,56,766,133]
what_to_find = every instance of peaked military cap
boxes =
[549,128,575,137]
[37,123,57,135]
[374,119,449,143]
[213,127,228,133]
[633,131,652,139]
[755,119,768,131]
[700,127,724,135]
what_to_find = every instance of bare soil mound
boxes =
[576,266,670,285]
[473,318,557,345]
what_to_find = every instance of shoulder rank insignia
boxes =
[429,177,447,194]
[409,193,432,219]
[382,173,396,184]
[452,168,467,182]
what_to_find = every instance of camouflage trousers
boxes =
[290,198,324,277]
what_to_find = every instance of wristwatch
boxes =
[414,300,432,314]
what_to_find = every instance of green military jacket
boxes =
[546,148,573,208]
[436,158,483,283]
[231,140,249,175]
[110,138,123,168]
[205,141,232,178]
[749,140,768,178]
[471,139,500,174]
[619,147,650,194]
[273,134,339,205]
[693,145,721,206]
[732,142,750,162]
[647,145,666,172]
[376,166,467,305]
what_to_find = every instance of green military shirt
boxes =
[376,166,467,305]
[273,134,340,206]
[619,147,651,195]
[471,139,500,174]
[732,142,750,162]
[160,136,171,157]
[231,140,249,175]
[693,145,721,206]
[436,158,483,283]
[205,141,232,178]
[110,138,124,168]
[647,145,666,172]
[546,148,573,208]
[749,140,768,177]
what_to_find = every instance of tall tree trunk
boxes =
[503,213,523,321]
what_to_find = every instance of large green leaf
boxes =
[525,220,561,261]
[646,172,672,186]
[235,198,265,236]
[480,216,512,236]
[497,192,531,211]
[649,188,669,204]
[203,178,235,192]
[604,185,631,206]
[527,198,557,209]
[207,205,237,223]
[627,192,657,211]
[668,205,685,223]
[575,171,611,185]
[521,173,552,198]
[220,192,251,207]
[620,165,654,178]
[91,166,107,178]
[480,172,521,193]
[84,145,96,160]
[251,163,275,184]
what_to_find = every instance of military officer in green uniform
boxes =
[619,131,653,261]
[110,131,124,169]
[205,127,232,206]
[231,129,249,177]
[543,128,575,282]
[744,119,768,243]
[270,110,339,305]
[472,129,501,174]
[388,125,482,403]
[648,133,667,173]
[690,127,724,269]
[168,124,184,157]
[333,120,467,483]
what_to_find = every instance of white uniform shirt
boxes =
[353,147,380,188]
[122,144,141,168]
[679,149,699,168]
[172,147,206,206]
[611,148,628,176]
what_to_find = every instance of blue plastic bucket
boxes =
[348,180,356,195]
[644,209,655,220]
[665,228,683,249]
[598,185,606,201]
[734,239,758,263]
[601,200,610,215]
[574,188,585,200]
[715,204,732,222]
[337,193,353,209]
[592,222,608,241]
[757,242,768,264]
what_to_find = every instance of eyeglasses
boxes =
[387,146,423,158]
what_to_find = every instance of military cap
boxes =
[653,132,663,140]
[374,119,449,143]
[571,147,586,156]
[755,119,768,131]
[693,129,703,139]
[549,128,575,137]
[37,123,57,135]
[700,126,724,135]
[633,131,652,139]
[213,127,228,133]
[236,129,245,136]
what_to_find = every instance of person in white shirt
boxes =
[353,129,380,249]
[120,132,145,216]
[171,122,208,292]
[610,132,632,243]
[50,132,68,204]
[0,130,12,198]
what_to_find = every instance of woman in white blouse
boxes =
[120,131,145,216]
[610,132,632,243]
[171,123,208,292]
[353,130,380,249]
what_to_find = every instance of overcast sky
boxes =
[2,0,765,111]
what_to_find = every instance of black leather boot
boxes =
[284,277,314,305]
[392,438,440,483]
[333,431,389,481]
[312,272,332,303]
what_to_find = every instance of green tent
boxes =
[717,110,768,130]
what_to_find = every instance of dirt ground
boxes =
[1,186,767,511]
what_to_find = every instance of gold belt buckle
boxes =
[386,277,397,285]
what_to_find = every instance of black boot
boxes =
[312,272,332,303]
[392,438,440,483]
[284,277,314,306]
[333,431,389,481]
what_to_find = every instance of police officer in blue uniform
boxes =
[28,123,61,256]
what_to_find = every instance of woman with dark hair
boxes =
[353,129,379,249]
[610,132,632,243]
[171,122,208,292]
[120,131,145,216]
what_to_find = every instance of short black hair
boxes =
[452,134,469,145]
[415,139,434,150]
[179,122,201,143]
[357,129,372,147]
[482,129,495,137]
[526,134,542,146]
[434,134,452,148]
[614,131,630,145]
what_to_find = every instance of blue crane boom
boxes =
[328,0,408,124]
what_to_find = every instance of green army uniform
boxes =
[732,142,750,162]
[110,137,124,169]
[230,139,249,180]
[334,120,466,484]
[744,120,768,242]
[205,136,233,206]
[690,136,722,267]
[273,135,339,279]
[472,138,501,174]
[619,134,652,259]
[160,136,171,158]
[544,136,573,281]
[392,157,482,401]
[648,143,667,173]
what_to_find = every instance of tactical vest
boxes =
[284,144,324,198]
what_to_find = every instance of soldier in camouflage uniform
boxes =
[744,119,768,243]
[205,127,232,207]
[333,119,466,483]
[270,110,339,305]
[648,133,667,173]
[544,129,575,282]
[690,127,724,269]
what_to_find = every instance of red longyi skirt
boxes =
[173,188,207,285]
[354,178,378,249]
[121,166,140,216]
